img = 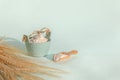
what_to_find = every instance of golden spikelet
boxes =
[0,40,66,80]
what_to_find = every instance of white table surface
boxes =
[4,37,120,80]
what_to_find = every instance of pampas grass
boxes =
[0,40,65,80]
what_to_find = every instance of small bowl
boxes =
[25,41,51,57]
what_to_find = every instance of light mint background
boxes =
[0,0,120,80]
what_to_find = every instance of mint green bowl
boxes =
[23,29,51,57]
[25,41,50,57]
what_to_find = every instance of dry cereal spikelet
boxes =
[0,39,66,80]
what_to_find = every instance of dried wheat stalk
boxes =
[0,40,65,80]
